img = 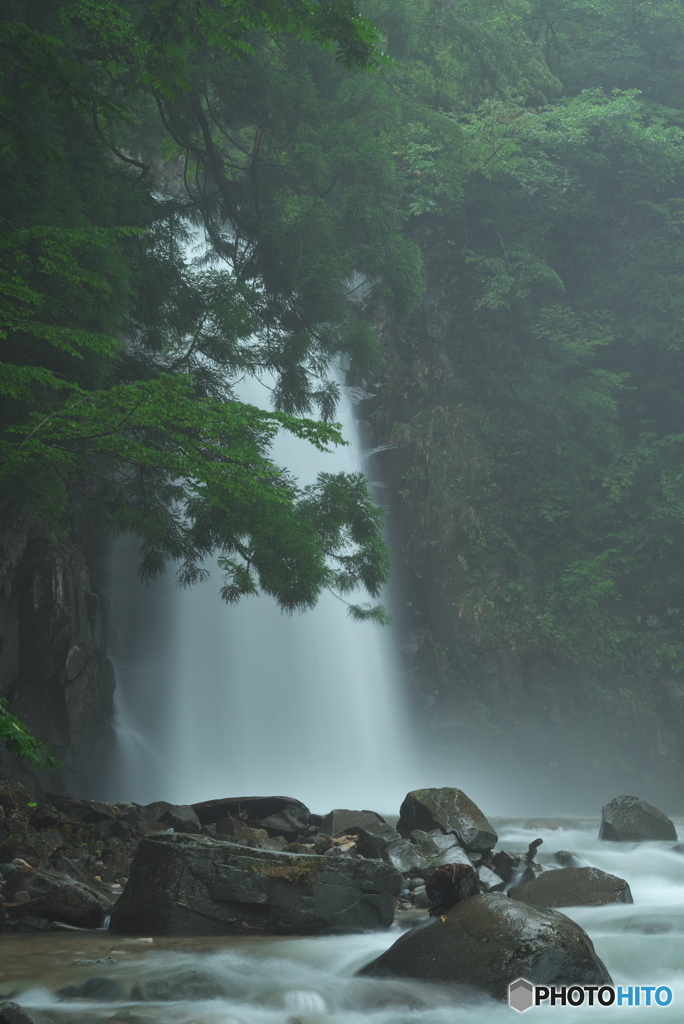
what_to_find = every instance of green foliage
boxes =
[0,700,60,771]
[370,1,684,690]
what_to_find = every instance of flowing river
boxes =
[1,816,683,1023]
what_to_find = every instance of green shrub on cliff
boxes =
[0,699,59,771]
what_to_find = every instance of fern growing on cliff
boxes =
[0,700,60,771]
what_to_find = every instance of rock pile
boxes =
[1,774,673,954]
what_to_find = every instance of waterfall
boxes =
[97,375,417,814]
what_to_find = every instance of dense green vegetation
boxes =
[378,1,684,684]
[0,0,405,620]
[4,0,684,766]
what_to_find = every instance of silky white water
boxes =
[99,374,416,813]
[3,817,683,1022]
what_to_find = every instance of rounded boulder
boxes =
[358,892,612,1000]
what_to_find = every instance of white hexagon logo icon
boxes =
[509,978,535,1012]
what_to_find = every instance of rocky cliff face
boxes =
[0,528,115,793]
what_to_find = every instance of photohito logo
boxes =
[508,979,673,1012]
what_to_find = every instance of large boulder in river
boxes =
[599,796,677,842]
[509,866,633,908]
[397,788,497,852]
[110,832,402,936]
[358,892,612,1000]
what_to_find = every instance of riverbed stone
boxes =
[383,839,429,876]
[342,821,402,859]
[397,789,497,852]
[509,866,633,907]
[110,832,402,936]
[191,796,311,839]
[131,970,227,1001]
[214,815,288,851]
[0,1004,37,1024]
[477,865,506,892]
[599,796,677,842]
[57,977,126,1002]
[358,892,612,1000]
[2,860,111,928]
[555,850,587,868]
[319,809,386,835]
[410,829,472,866]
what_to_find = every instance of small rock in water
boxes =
[509,866,633,908]
[411,889,431,910]
[555,850,587,868]
[73,956,116,966]
[57,976,125,1002]
[131,969,227,1002]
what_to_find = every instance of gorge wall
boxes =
[0,526,114,793]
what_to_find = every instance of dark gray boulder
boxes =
[110,832,402,936]
[358,892,612,1000]
[131,970,227,1001]
[57,977,125,1002]
[509,866,633,908]
[397,789,497,852]
[319,809,386,835]
[214,816,288,851]
[383,840,429,876]
[191,796,311,839]
[343,821,402,859]
[141,802,201,835]
[411,830,472,867]
[599,796,677,842]
[477,865,505,892]
[0,1004,37,1024]
[425,863,480,913]
[555,850,587,868]
[3,860,111,928]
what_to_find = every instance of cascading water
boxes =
[98,374,417,813]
